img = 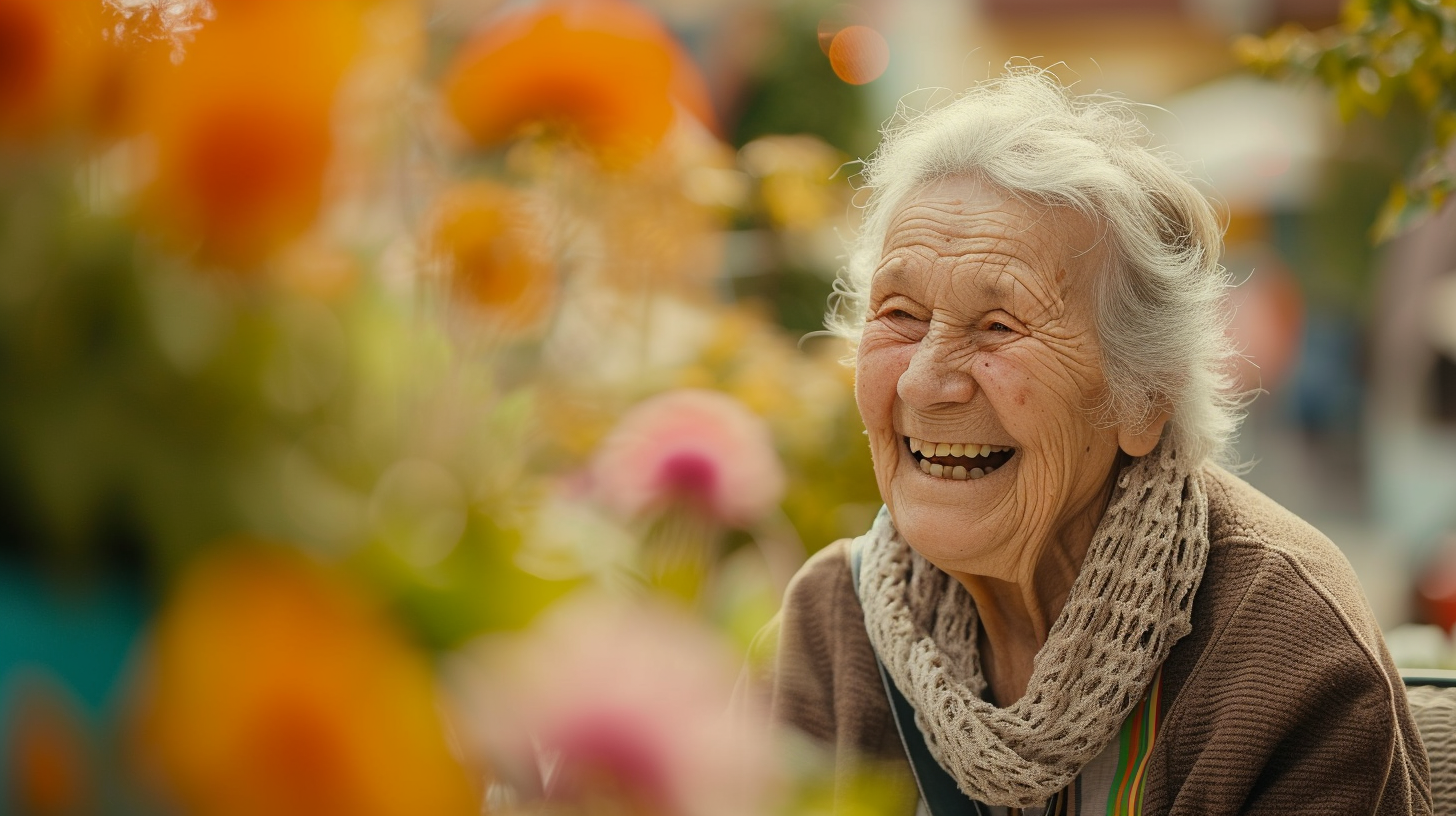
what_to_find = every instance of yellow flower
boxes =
[424,181,557,332]
[739,135,848,231]
[442,0,714,167]
[133,546,476,816]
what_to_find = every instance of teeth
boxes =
[917,458,1006,480]
[906,437,1016,460]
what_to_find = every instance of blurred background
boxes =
[1,0,1453,813]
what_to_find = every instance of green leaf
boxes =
[1372,183,1414,242]
[1371,175,1455,241]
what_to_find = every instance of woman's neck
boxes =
[956,545,1084,705]
[946,463,1121,706]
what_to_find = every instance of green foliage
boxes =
[729,5,879,158]
[1238,0,1456,241]
[0,158,579,648]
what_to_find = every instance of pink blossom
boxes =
[447,594,776,816]
[589,389,786,527]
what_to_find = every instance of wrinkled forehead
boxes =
[874,177,1108,303]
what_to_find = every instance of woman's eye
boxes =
[878,307,925,324]
[989,321,1012,332]
[878,307,928,339]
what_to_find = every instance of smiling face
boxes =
[856,176,1161,585]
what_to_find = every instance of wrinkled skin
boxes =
[854,175,1165,703]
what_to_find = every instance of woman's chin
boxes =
[887,463,1017,562]
[894,515,1014,575]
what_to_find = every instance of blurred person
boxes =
[754,68,1431,815]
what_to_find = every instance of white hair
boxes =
[828,66,1243,466]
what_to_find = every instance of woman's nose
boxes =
[896,334,977,408]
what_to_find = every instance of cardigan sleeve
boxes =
[765,539,918,813]
[768,539,894,753]
[1151,541,1431,815]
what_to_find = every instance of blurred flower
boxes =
[448,593,775,816]
[590,389,786,528]
[2,672,93,816]
[739,134,848,231]
[133,545,477,816]
[442,0,715,166]
[127,1,364,268]
[671,307,883,551]
[424,180,557,332]
[102,0,214,63]
[0,0,103,141]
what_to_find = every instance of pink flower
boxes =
[589,389,785,527]
[447,594,775,816]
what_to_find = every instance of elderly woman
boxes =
[763,70,1431,815]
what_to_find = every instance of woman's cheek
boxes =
[854,345,906,469]
[978,345,1060,413]
[971,352,1021,404]
[854,351,891,422]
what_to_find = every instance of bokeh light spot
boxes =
[828,25,888,86]
[369,460,467,569]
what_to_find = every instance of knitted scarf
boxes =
[856,442,1209,808]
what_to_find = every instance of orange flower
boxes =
[133,546,477,816]
[424,181,556,331]
[128,2,364,268]
[0,0,102,141]
[442,0,715,166]
[3,673,94,816]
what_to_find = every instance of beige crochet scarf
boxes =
[856,442,1209,808]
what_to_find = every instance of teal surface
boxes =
[0,562,150,808]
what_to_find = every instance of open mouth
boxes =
[906,436,1016,481]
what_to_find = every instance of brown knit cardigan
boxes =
[759,467,1433,814]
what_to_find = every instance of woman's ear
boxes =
[1118,411,1170,457]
